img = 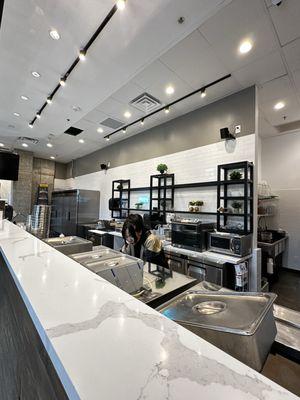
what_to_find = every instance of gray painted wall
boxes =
[54,162,68,180]
[69,86,255,178]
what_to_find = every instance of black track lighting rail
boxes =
[104,74,232,139]
[29,4,118,127]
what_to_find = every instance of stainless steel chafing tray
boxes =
[43,236,93,255]
[158,291,277,371]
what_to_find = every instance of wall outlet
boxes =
[235,125,241,134]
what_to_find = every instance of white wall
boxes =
[0,180,12,203]
[55,134,255,221]
[261,130,300,271]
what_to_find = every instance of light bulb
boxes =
[36,113,41,119]
[28,123,33,128]
[274,101,285,110]
[122,127,127,133]
[22,143,28,148]
[49,30,60,40]
[47,143,53,148]
[106,137,110,141]
[60,77,66,86]
[97,127,104,133]
[200,89,206,98]
[239,40,253,54]
[141,119,145,125]
[13,112,20,117]
[21,95,29,101]
[117,0,126,10]
[78,139,85,144]
[79,50,86,61]
[166,86,174,95]
[164,107,170,114]
[124,111,131,119]
[47,97,52,104]
[50,156,55,160]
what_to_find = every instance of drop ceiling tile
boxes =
[111,82,144,104]
[199,0,278,71]
[97,96,144,122]
[160,29,229,89]
[233,51,286,87]
[283,38,300,72]
[146,74,193,105]
[258,75,293,104]
[268,0,300,46]
[261,97,300,126]
[84,109,108,125]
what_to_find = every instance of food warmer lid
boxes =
[159,291,276,335]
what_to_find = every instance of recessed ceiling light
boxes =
[166,86,175,95]
[47,97,52,104]
[78,138,85,143]
[274,101,285,110]
[97,127,104,133]
[47,143,53,148]
[124,111,131,119]
[31,71,41,78]
[20,95,29,101]
[79,50,86,61]
[200,89,206,98]
[22,143,28,148]
[60,77,66,86]
[50,156,55,160]
[0,143,4,147]
[28,123,33,128]
[239,40,253,54]
[164,106,170,114]
[117,0,126,10]
[13,112,20,117]
[49,30,60,40]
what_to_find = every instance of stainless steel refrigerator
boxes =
[50,189,100,236]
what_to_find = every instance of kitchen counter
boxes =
[89,229,122,237]
[0,221,297,400]
[164,243,252,264]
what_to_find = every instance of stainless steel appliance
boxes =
[50,189,100,237]
[43,236,93,255]
[209,232,252,257]
[158,291,277,371]
[71,249,144,294]
[171,220,215,252]
[186,255,224,286]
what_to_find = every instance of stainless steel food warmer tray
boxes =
[158,291,277,371]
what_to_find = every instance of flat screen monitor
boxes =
[0,152,19,181]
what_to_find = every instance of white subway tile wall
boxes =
[54,134,255,220]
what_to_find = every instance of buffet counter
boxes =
[0,221,297,400]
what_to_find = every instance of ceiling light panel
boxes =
[49,30,60,40]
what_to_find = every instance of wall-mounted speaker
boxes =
[220,127,236,140]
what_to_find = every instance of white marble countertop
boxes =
[0,221,297,400]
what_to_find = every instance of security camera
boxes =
[271,0,282,6]
[220,127,236,141]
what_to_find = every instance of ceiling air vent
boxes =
[64,127,83,136]
[130,92,161,113]
[100,118,124,129]
[18,137,39,145]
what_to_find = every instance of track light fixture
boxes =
[60,77,66,87]
[103,74,232,140]
[36,113,41,119]
[28,123,33,128]
[106,136,110,141]
[79,50,86,61]
[28,4,119,127]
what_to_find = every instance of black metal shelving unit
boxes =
[149,174,175,223]
[217,161,254,234]
[111,179,130,219]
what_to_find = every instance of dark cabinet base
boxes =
[0,254,68,400]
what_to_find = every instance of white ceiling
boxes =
[0,0,300,161]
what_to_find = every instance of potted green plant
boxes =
[231,200,243,214]
[117,183,123,191]
[157,163,168,174]
[135,202,144,210]
[188,201,196,212]
[194,200,204,212]
[229,170,242,180]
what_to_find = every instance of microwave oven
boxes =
[171,221,215,252]
[209,232,252,257]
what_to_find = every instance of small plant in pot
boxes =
[135,202,143,210]
[157,163,168,174]
[194,200,204,212]
[188,201,196,212]
[117,183,123,191]
[231,200,243,214]
[229,170,242,180]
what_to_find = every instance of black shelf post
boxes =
[111,179,131,219]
